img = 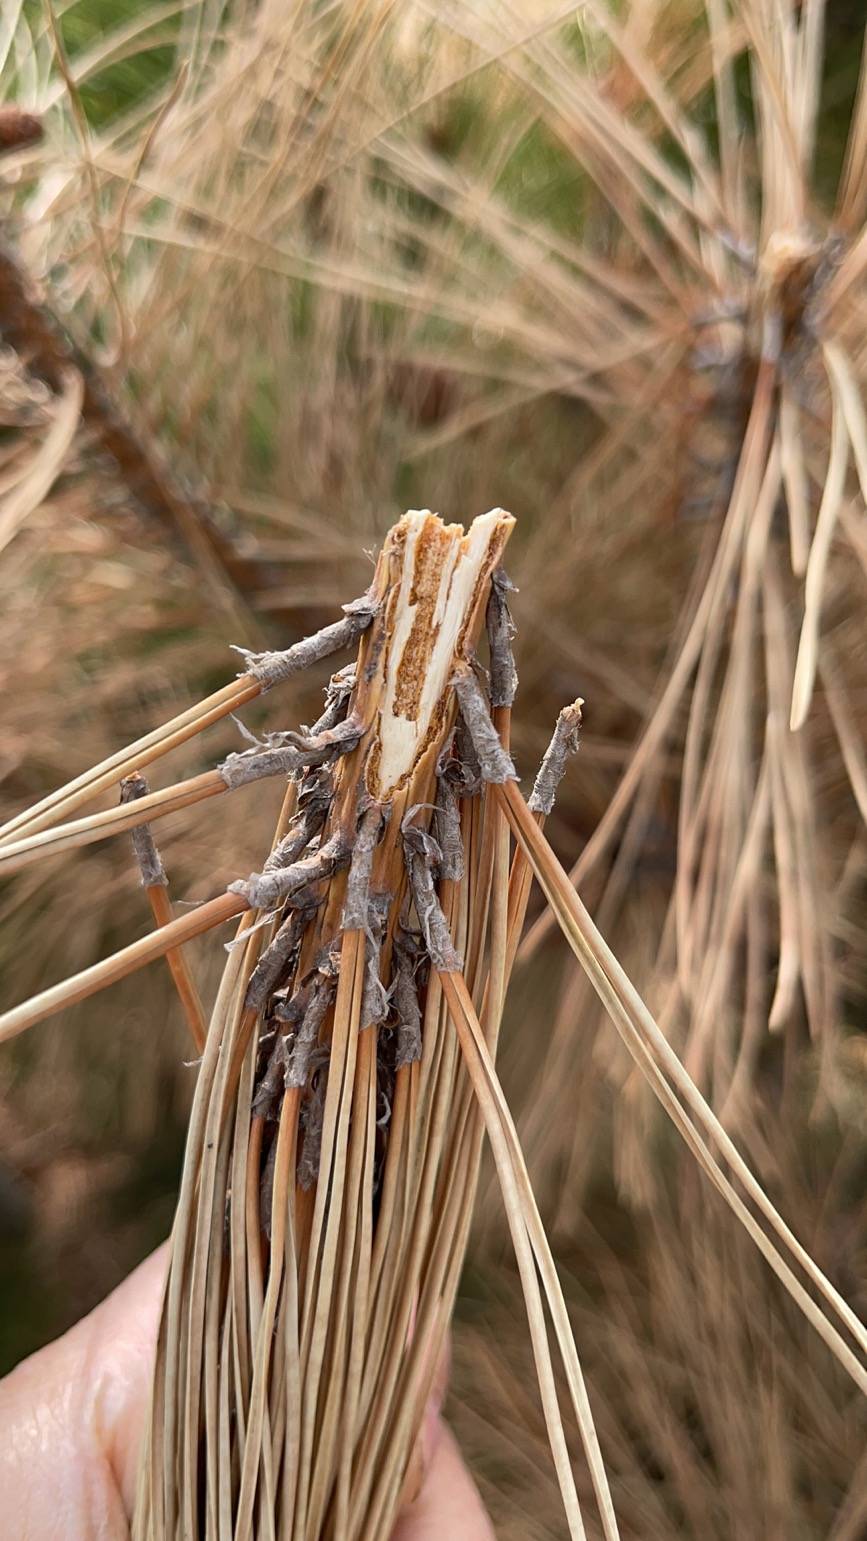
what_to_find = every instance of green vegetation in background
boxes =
[50,0,180,129]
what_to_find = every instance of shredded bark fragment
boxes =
[452,663,517,783]
[453,715,482,795]
[263,767,334,875]
[402,818,462,972]
[392,928,426,1067]
[486,567,518,708]
[251,1035,289,1119]
[285,966,339,1089]
[361,892,392,1029]
[120,773,168,888]
[528,699,584,815]
[229,830,349,911]
[234,593,377,690]
[308,663,356,734]
[297,1068,327,1189]
[218,714,362,790]
[262,817,322,878]
[244,891,320,1012]
[342,802,387,931]
[434,742,465,881]
[363,617,388,683]
[259,1130,279,1238]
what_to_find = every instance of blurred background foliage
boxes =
[0,1,866,1533]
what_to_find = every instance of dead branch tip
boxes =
[528,700,583,815]
[233,592,377,690]
[119,773,168,887]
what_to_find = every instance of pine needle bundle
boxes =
[1,507,865,1538]
[130,507,532,1541]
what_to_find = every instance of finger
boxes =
[396,1334,451,1510]
[0,1242,168,1538]
[391,1419,495,1541]
[83,1242,169,1512]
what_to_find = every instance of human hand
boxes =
[0,1244,493,1540]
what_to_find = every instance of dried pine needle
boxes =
[496,779,867,1383]
[0,595,374,848]
[0,891,247,1043]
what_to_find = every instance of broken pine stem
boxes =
[131,508,524,1541]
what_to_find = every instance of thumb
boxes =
[392,1420,496,1541]
[0,1242,168,1539]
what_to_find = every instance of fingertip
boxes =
[391,1420,495,1541]
[86,1242,170,1512]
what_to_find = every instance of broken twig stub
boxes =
[120,773,168,887]
[235,594,377,690]
[528,700,583,815]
